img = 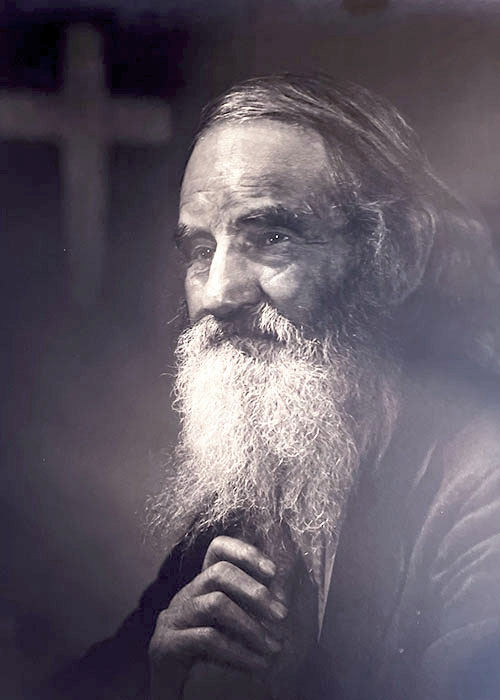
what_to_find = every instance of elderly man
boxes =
[51,75,500,700]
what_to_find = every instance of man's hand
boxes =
[148,536,288,698]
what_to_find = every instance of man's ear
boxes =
[418,211,500,374]
[365,204,436,308]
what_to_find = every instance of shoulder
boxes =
[394,364,500,551]
[440,403,500,484]
[397,363,500,502]
[416,372,500,525]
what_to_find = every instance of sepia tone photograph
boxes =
[2,0,500,698]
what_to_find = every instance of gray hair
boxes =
[192,74,500,373]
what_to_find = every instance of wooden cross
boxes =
[0,23,171,305]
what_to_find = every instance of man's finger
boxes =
[170,627,271,672]
[194,560,288,624]
[181,591,283,655]
[202,536,276,582]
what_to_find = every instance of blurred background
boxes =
[1,0,500,696]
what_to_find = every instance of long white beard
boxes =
[150,304,398,581]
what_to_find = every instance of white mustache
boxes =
[186,303,318,357]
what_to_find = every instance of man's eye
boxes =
[259,231,291,247]
[191,246,214,261]
[180,242,214,264]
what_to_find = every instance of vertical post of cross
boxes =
[62,23,107,307]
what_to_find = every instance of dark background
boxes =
[2,1,500,696]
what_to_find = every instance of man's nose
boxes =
[201,245,262,319]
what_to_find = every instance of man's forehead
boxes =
[180,120,331,205]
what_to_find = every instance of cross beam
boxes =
[0,23,171,305]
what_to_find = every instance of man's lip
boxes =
[222,335,279,357]
[209,329,280,346]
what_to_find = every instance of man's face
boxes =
[178,120,350,331]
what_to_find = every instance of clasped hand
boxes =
[148,536,288,697]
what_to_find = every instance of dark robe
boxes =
[48,363,500,699]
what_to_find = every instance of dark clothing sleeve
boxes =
[377,409,500,700]
[45,530,211,700]
[418,416,500,700]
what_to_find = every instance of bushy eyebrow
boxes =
[175,223,210,247]
[237,204,314,233]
